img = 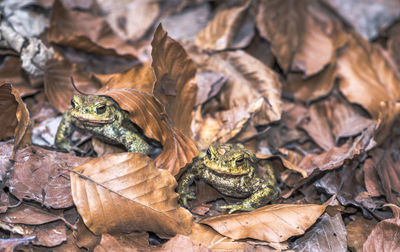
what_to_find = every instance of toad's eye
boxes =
[96,104,107,114]
[206,149,212,159]
[71,100,76,108]
[236,158,244,166]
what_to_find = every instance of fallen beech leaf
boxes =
[336,32,400,120]
[151,24,198,137]
[200,204,326,242]
[256,0,346,76]
[48,0,137,57]
[195,0,254,51]
[98,88,198,176]
[363,158,384,197]
[153,234,208,252]
[44,57,101,113]
[388,22,400,70]
[94,232,149,252]
[346,215,377,252]
[0,83,31,159]
[195,50,282,145]
[74,217,101,250]
[0,204,63,225]
[70,153,193,237]
[194,71,227,106]
[10,145,90,209]
[293,213,347,252]
[95,62,155,93]
[256,153,308,178]
[363,204,400,251]
[0,56,37,97]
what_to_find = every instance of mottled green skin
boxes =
[55,94,157,155]
[178,144,279,213]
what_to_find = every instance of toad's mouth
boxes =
[73,116,114,127]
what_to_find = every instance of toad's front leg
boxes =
[221,180,279,214]
[55,110,76,152]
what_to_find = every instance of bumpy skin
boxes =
[178,144,279,214]
[55,94,160,156]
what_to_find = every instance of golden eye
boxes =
[236,158,244,166]
[206,149,212,159]
[96,104,107,114]
[71,100,76,108]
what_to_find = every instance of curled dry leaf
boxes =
[200,204,326,243]
[70,153,193,237]
[44,56,101,112]
[47,0,137,57]
[94,232,149,252]
[363,204,400,251]
[153,234,209,252]
[0,204,63,226]
[151,24,198,137]
[293,213,347,252]
[0,83,31,159]
[98,87,198,177]
[10,145,90,209]
[195,0,254,51]
[256,0,347,76]
[256,153,308,178]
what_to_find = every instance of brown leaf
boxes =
[98,88,198,176]
[195,0,254,51]
[44,56,101,113]
[153,234,209,252]
[47,0,138,57]
[200,204,326,242]
[346,215,377,252]
[388,22,400,71]
[0,56,37,97]
[70,153,193,237]
[194,50,282,146]
[0,204,62,225]
[336,32,400,120]
[0,236,35,252]
[363,204,400,251]
[73,217,101,250]
[256,0,346,76]
[95,62,155,93]
[293,213,347,252]
[10,145,90,208]
[0,83,31,159]
[363,157,385,197]
[151,24,198,136]
[94,233,149,252]
[256,154,308,178]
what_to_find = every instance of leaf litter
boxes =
[0,0,400,250]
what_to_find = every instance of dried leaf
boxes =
[73,217,101,250]
[363,204,400,251]
[336,32,400,120]
[200,204,326,242]
[10,145,90,208]
[256,154,308,178]
[346,215,377,252]
[94,233,149,252]
[151,24,198,136]
[44,57,101,113]
[153,234,209,252]
[256,0,346,76]
[0,204,62,225]
[0,83,31,159]
[293,213,347,252]
[0,236,35,252]
[70,153,193,237]
[95,62,155,93]
[47,0,138,57]
[388,22,400,71]
[195,0,254,51]
[98,88,198,176]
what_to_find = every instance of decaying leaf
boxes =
[0,83,31,159]
[363,204,400,251]
[94,232,149,251]
[195,0,254,51]
[346,215,377,251]
[0,236,35,252]
[256,0,346,76]
[200,204,326,243]
[151,24,198,137]
[44,56,101,113]
[70,153,193,238]
[10,145,90,209]
[293,213,347,252]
